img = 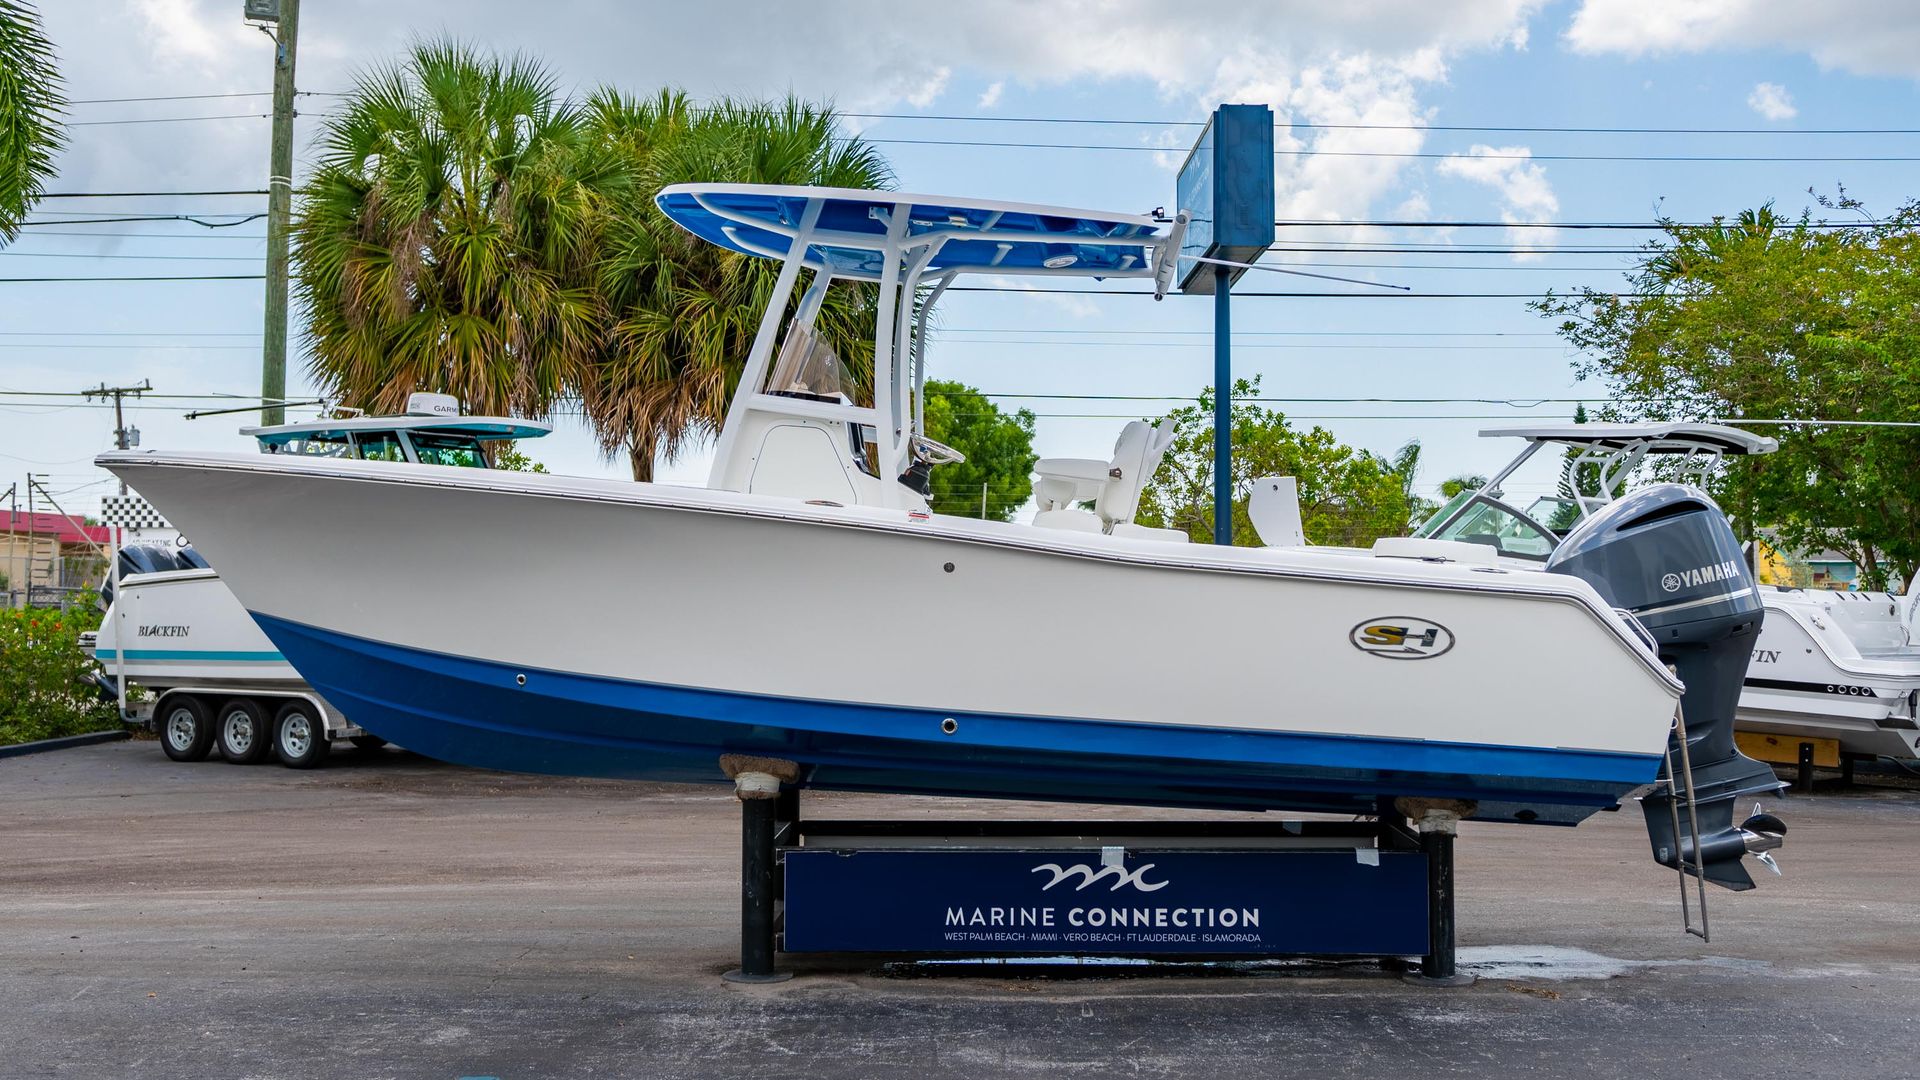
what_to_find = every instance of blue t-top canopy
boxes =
[655,184,1163,281]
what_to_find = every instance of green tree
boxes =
[1136,377,1414,546]
[491,441,548,473]
[921,379,1037,520]
[1537,197,1920,589]
[1387,439,1437,527]
[0,1,64,241]
[1439,473,1488,499]
[295,40,627,421]
[584,92,891,480]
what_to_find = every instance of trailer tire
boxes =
[273,701,329,769]
[215,699,273,764]
[158,696,214,762]
[349,735,387,752]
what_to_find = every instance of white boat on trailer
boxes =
[1419,422,1920,764]
[100,184,1784,890]
[85,396,552,767]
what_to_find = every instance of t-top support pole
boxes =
[1213,264,1233,545]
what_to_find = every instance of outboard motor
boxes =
[1546,483,1786,891]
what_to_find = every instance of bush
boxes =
[0,602,119,745]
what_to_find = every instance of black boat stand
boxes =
[720,760,1475,987]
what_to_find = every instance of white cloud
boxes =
[1567,0,1920,79]
[904,66,951,109]
[1436,145,1559,259]
[39,0,1548,196]
[977,81,1004,108]
[1746,81,1797,120]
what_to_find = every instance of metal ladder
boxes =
[1661,693,1712,942]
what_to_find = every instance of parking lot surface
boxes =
[5,740,1919,1078]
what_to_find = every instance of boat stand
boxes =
[720,764,1474,986]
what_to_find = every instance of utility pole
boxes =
[250,0,301,426]
[84,380,151,493]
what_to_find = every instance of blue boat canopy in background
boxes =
[655,184,1163,281]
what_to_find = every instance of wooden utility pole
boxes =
[257,0,301,426]
[84,380,151,493]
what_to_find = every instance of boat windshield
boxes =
[1524,495,1582,534]
[409,432,489,468]
[765,325,849,403]
[1415,491,1557,562]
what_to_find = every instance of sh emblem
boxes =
[1350,618,1456,660]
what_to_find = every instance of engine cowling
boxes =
[1546,483,1785,891]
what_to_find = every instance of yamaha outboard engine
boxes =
[1546,483,1786,891]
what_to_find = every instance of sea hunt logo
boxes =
[137,625,189,638]
[1031,862,1169,893]
[1662,559,1742,593]
[1349,618,1455,660]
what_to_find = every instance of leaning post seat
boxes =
[1031,420,1181,539]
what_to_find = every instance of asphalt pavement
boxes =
[4,739,1918,1079]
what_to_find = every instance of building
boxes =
[2,510,112,606]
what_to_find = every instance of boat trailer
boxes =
[717,757,1478,986]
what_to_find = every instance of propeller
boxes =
[1739,802,1787,875]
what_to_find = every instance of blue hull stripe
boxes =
[250,612,1663,816]
[92,648,285,661]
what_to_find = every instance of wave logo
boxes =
[1031,862,1169,893]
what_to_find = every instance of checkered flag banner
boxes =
[100,493,172,531]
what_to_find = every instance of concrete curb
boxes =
[0,729,132,759]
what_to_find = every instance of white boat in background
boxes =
[1421,423,1920,762]
[85,396,551,766]
[100,185,1784,889]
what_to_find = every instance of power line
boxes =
[840,111,1920,136]
[40,190,268,198]
[0,274,264,283]
[22,230,266,240]
[933,393,1601,404]
[860,136,1920,163]
[947,286,1641,298]
[1271,219,1880,230]
[66,112,268,127]
[0,330,260,337]
[933,328,1558,337]
[0,252,265,262]
[17,213,268,229]
[938,340,1569,350]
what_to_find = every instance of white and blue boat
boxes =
[102,185,1747,839]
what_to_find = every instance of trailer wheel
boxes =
[273,701,329,769]
[349,735,387,752]
[158,696,214,762]
[215,699,273,764]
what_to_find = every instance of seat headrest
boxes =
[1096,419,1175,528]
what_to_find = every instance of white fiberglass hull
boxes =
[100,450,1683,821]
[1738,593,1920,760]
[87,568,304,691]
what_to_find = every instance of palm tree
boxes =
[1439,473,1488,499]
[0,1,64,241]
[583,94,892,480]
[295,40,628,419]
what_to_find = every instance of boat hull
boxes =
[1738,596,1920,760]
[100,452,1681,820]
[253,610,1657,818]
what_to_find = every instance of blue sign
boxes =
[1175,104,1277,294]
[783,847,1428,956]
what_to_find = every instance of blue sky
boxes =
[7,0,1920,518]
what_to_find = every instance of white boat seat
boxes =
[1032,419,1176,535]
[1248,476,1305,547]
[1371,536,1501,566]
